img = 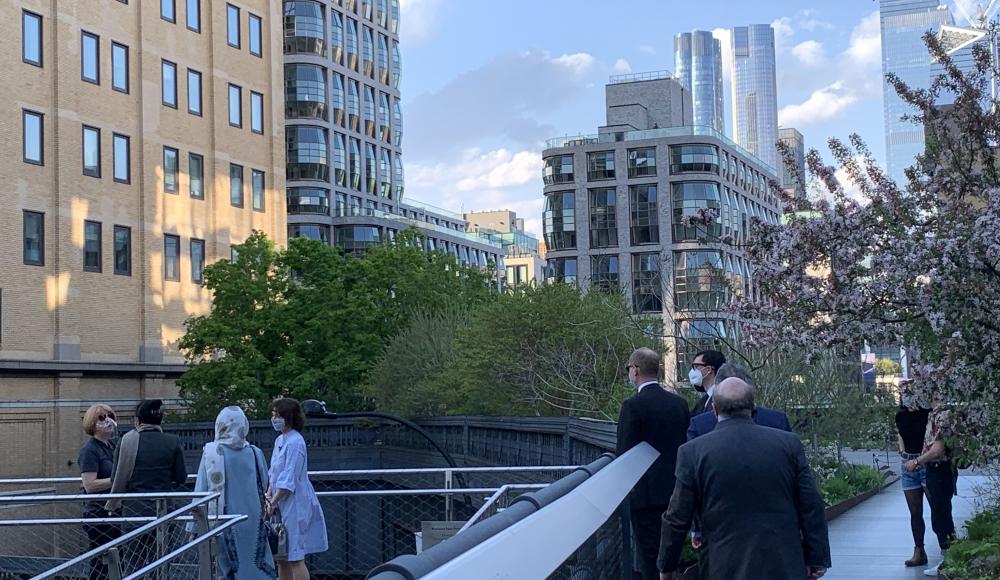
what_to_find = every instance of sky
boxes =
[396,0,982,237]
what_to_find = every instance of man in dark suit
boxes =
[689,350,725,415]
[686,363,792,441]
[658,378,831,580]
[617,347,690,580]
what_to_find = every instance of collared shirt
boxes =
[637,380,659,393]
[717,414,733,422]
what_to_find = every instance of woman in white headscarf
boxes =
[191,406,276,580]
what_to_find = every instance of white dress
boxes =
[268,430,328,561]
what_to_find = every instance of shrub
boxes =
[820,477,853,506]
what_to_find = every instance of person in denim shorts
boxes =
[895,380,930,568]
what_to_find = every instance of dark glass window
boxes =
[162,60,177,107]
[285,64,328,120]
[671,144,720,174]
[628,147,656,178]
[333,133,347,187]
[543,155,574,185]
[82,126,101,178]
[348,138,361,190]
[227,4,241,47]
[191,238,205,284]
[287,126,329,181]
[587,151,615,181]
[629,184,659,245]
[543,191,576,250]
[161,0,176,22]
[591,255,619,291]
[163,147,179,192]
[23,111,43,165]
[82,32,99,83]
[189,153,204,199]
[674,251,726,311]
[228,84,242,127]
[186,0,201,31]
[83,220,102,272]
[290,224,332,244]
[589,188,617,249]
[113,133,130,183]
[112,43,129,92]
[114,225,131,275]
[335,225,382,253]
[283,1,326,56]
[672,182,722,241]
[230,164,244,207]
[23,11,42,67]
[188,69,202,115]
[546,258,577,285]
[287,187,329,215]
[252,169,265,211]
[249,13,262,57]
[23,211,44,266]
[250,91,263,134]
[331,11,344,63]
[164,235,180,281]
[632,253,662,313]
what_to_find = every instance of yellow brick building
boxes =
[0,0,286,476]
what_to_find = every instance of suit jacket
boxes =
[687,406,792,441]
[658,418,831,578]
[616,384,690,509]
[692,393,711,416]
[113,430,187,493]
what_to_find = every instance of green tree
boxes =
[875,357,901,377]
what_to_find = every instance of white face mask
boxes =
[271,417,286,432]
[96,418,117,434]
[688,368,704,387]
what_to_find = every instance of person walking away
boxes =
[79,404,122,580]
[190,406,276,579]
[896,380,931,567]
[657,378,831,580]
[903,393,956,577]
[267,398,328,580]
[617,348,690,580]
[688,350,725,416]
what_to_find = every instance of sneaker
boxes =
[923,563,940,576]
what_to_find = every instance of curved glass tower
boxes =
[731,24,778,173]
[674,30,725,133]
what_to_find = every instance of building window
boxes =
[546,258,577,286]
[671,144,720,174]
[164,235,180,281]
[591,255,619,291]
[161,0,176,22]
[287,126,330,181]
[82,126,101,178]
[162,60,177,107]
[587,151,615,181]
[83,220,102,272]
[674,251,726,311]
[589,188,617,249]
[335,226,380,253]
[188,69,202,115]
[81,32,99,84]
[163,146,179,192]
[23,11,42,67]
[189,153,204,199]
[286,64,328,121]
[23,110,43,165]
[227,4,241,48]
[629,184,659,245]
[543,155,574,185]
[114,225,131,275]
[672,182,722,242]
[290,224,332,244]
[186,0,201,32]
[628,147,656,178]
[249,13,262,57]
[543,191,576,250]
[230,164,244,207]
[252,169,265,211]
[113,133,130,183]
[675,319,728,379]
[23,211,44,266]
[250,91,263,134]
[284,0,326,56]
[112,42,129,93]
[287,187,330,215]
[228,84,242,127]
[632,253,662,313]
[191,238,205,284]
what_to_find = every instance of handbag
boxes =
[253,446,288,560]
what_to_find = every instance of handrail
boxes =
[315,486,544,498]
[123,514,248,580]
[457,484,513,534]
[0,492,212,503]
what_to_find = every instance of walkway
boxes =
[824,475,985,579]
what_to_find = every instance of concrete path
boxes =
[824,475,985,579]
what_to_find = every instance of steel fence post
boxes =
[194,503,212,580]
[106,547,123,580]
[444,470,453,521]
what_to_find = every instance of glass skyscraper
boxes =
[731,24,779,172]
[879,0,953,182]
[675,30,725,133]
[778,127,806,199]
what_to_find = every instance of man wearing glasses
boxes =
[689,350,726,416]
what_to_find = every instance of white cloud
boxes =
[398,0,444,43]
[797,9,834,32]
[844,11,881,68]
[612,58,632,74]
[778,81,858,127]
[639,45,657,55]
[454,150,542,191]
[792,40,826,67]
[553,52,596,76]
[832,156,870,205]
[772,16,795,51]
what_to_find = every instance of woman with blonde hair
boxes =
[78,403,120,580]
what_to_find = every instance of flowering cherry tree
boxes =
[736,30,1000,461]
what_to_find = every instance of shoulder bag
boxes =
[253,446,287,560]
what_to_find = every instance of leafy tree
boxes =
[875,357,901,377]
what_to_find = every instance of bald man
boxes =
[657,378,831,580]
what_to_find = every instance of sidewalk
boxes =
[823,475,984,579]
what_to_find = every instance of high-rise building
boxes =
[283,1,502,273]
[731,24,779,173]
[465,210,545,288]
[880,0,953,182]
[1,0,286,475]
[932,21,997,106]
[675,30,726,133]
[542,73,781,378]
[778,128,806,199]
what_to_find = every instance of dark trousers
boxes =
[631,505,667,580]
[83,522,121,580]
[925,461,956,550]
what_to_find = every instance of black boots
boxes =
[906,546,929,567]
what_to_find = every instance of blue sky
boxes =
[396,0,978,236]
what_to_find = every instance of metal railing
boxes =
[608,70,674,84]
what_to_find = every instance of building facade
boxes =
[282,1,502,272]
[880,0,953,182]
[465,210,545,288]
[731,24,779,173]
[778,127,806,199]
[542,75,781,379]
[674,30,726,133]
[1,0,287,475]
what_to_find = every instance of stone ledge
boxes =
[0,359,188,378]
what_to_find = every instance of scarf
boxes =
[105,424,162,513]
[203,407,250,518]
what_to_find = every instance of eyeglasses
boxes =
[692,363,710,370]
[98,413,116,421]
